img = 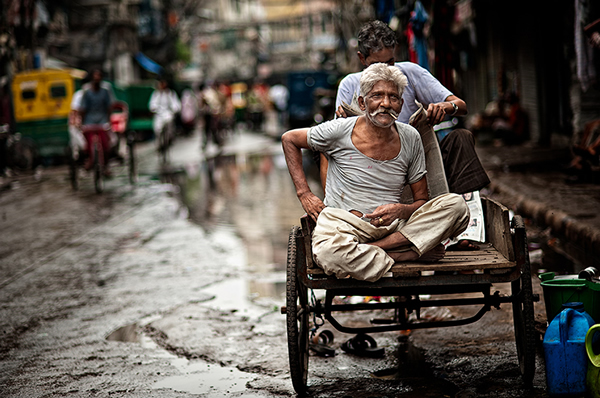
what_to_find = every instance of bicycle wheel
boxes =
[93,137,104,194]
[159,127,168,163]
[127,131,136,184]
[67,146,79,191]
[286,226,309,395]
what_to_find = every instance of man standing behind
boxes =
[79,69,113,174]
[282,63,469,282]
[335,20,490,197]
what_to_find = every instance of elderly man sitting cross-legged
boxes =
[281,63,470,282]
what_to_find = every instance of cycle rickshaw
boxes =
[281,107,538,395]
[69,101,136,193]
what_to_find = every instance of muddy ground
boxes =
[0,130,553,397]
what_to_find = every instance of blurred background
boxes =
[1,0,598,149]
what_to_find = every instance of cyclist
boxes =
[79,69,113,176]
[149,77,181,151]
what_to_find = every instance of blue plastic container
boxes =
[544,303,595,396]
[562,302,596,326]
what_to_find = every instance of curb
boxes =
[488,180,600,264]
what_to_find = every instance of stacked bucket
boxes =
[541,267,600,396]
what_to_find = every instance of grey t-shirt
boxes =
[81,88,112,125]
[307,117,427,215]
[335,62,453,123]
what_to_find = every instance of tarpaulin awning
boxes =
[134,52,163,74]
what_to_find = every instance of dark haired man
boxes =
[335,20,490,198]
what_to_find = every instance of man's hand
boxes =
[426,102,450,126]
[426,96,466,126]
[334,105,348,119]
[364,203,410,226]
[299,191,325,222]
[591,32,600,48]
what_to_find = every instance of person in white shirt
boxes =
[149,78,181,147]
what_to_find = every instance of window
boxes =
[50,84,67,98]
[21,90,36,100]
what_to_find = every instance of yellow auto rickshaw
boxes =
[11,68,85,163]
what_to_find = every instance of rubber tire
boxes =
[93,138,104,194]
[10,139,36,171]
[159,127,168,163]
[67,146,79,191]
[511,215,536,384]
[127,135,136,184]
[286,226,309,395]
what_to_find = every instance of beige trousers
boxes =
[312,193,470,282]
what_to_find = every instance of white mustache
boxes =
[369,108,399,118]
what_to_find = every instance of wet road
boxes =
[0,127,552,397]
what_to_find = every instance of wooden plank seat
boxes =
[302,197,517,280]
[307,244,516,277]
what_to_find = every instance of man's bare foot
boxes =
[387,244,445,263]
[447,239,480,251]
[418,244,446,262]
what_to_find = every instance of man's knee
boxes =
[435,193,470,222]
[442,128,475,148]
[451,192,470,216]
[447,193,471,231]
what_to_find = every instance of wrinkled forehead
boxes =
[365,80,399,96]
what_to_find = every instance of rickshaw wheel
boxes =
[93,138,104,194]
[511,215,536,384]
[10,138,36,171]
[67,146,79,191]
[127,131,136,184]
[286,226,309,395]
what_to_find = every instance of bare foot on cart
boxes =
[447,239,480,251]
[418,244,446,262]
[386,244,445,263]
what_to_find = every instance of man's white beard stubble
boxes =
[367,108,399,128]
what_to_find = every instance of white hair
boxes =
[359,63,408,98]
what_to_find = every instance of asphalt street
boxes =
[0,127,556,397]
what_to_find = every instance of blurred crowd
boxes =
[170,78,289,150]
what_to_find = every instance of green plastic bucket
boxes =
[540,272,600,323]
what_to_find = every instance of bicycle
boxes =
[79,124,109,193]
[69,102,136,193]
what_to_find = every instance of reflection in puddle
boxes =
[201,277,282,318]
[153,358,255,395]
[106,323,139,342]
[173,140,318,304]
[107,320,263,396]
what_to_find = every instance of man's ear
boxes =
[357,51,368,67]
[358,96,366,110]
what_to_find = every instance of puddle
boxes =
[201,276,284,319]
[106,314,170,346]
[153,358,255,395]
[106,319,263,396]
[170,138,315,307]
[106,323,139,343]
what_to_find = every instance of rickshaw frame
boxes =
[283,196,538,395]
